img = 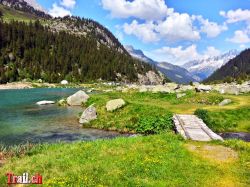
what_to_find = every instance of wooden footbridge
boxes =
[173,114,223,141]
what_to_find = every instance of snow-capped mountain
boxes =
[125,45,198,84]
[183,49,239,81]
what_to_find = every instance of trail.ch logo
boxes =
[6,172,42,185]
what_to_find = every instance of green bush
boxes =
[194,109,237,132]
[194,109,218,130]
[135,113,173,134]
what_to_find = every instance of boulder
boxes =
[60,80,69,85]
[219,99,232,106]
[106,99,126,112]
[195,85,212,92]
[36,101,55,105]
[219,86,239,95]
[66,90,90,106]
[79,105,97,124]
[177,93,186,99]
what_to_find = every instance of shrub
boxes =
[135,113,173,134]
[194,109,237,132]
[194,109,217,130]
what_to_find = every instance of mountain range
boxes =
[125,45,198,84]
[205,49,250,82]
[183,50,239,81]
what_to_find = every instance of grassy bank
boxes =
[0,134,249,186]
[83,91,250,133]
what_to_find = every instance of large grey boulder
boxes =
[219,86,239,95]
[195,85,212,92]
[79,105,97,124]
[106,99,126,112]
[67,90,90,106]
[219,99,232,106]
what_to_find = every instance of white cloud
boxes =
[123,12,200,43]
[151,45,221,65]
[196,16,228,38]
[123,20,159,43]
[156,12,200,42]
[203,46,221,58]
[152,45,202,65]
[60,0,76,9]
[220,9,250,24]
[101,0,170,20]
[227,30,250,44]
[240,44,246,49]
[49,3,72,17]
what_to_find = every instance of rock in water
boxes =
[79,105,97,124]
[219,99,232,106]
[106,99,126,112]
[36,101,55,105]
[67,90,89,106]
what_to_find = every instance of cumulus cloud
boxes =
[103,0,227,43]
[49,3,72,17]
[101,0,170,20]
[123,20,159,43]
[60,0,76,9]
[195,16,228,38]
[155,12,200,42]
[151,45,221,65]
[220,9,250,24]
[227,30,250,44]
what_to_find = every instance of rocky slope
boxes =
[0,0,50,18]
[0,1,163,84]
[126,45,197,84]
[183,50,239,81]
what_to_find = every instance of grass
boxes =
[0,89,249,186]
[195,108,250,132]
[0,133,249,186]
[84,91,250,133]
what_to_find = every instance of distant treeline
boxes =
[205,49,250,83]
[0,20,153,83]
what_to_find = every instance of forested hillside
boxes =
[205,49,250,83]
[0,20,154,83]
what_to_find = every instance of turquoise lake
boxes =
[0,88,122,146]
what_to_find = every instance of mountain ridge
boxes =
[125,45,198,84]
[183,49,239,81]
[205,49,250,82]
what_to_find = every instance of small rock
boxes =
[106,99,126,112]
[219,99,232,106]
[60,80,69,85]
[36,101,55,105]
[67,90,89,106]
[79,105,97,124]
[177,93,186,99]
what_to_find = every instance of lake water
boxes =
[0,88,123,146]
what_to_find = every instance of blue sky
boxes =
[36,0,250,65]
